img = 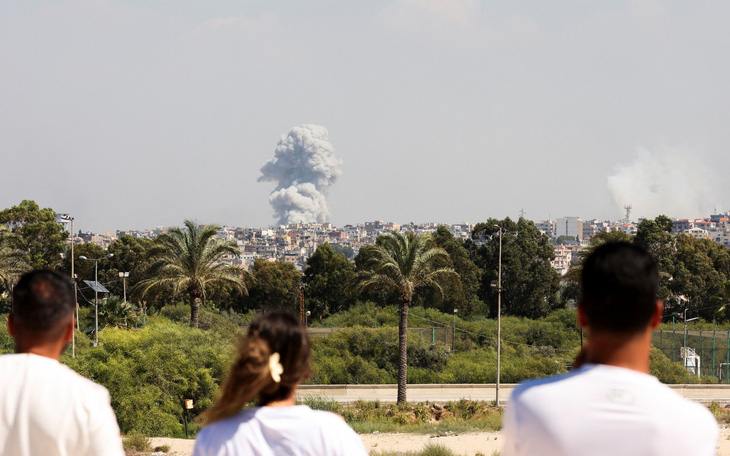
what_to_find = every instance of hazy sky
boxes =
[2,0,730,233]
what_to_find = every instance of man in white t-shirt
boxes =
[0,270,124,456]
[503,242,718,456]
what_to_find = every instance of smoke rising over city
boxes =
[607,147,718,220]
[259,125,343,225]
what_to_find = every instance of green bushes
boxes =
[63,318,234,436]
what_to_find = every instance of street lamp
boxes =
[79,253,113,346]
[453,308,458,351]
[58,214,77,357]
[495,225,503,406]
[305,310,311,327]
[682,308,699,373]
[118,271,130,304]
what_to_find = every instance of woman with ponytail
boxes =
[192,310,367,456]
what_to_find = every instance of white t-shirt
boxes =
[0,353,124,456]
[192,405,368,456]
[503,364,718,456]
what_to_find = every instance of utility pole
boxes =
[495,225,503,406]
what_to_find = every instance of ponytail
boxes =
[198,311,310,425]
[198,335,277,424]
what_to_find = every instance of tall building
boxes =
[556,217,583,241]
[536,220,556,239]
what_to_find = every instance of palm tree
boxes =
[98,295,138,329]
[350,231,456,403]
[135,220,248,328]
[0,224,30,292]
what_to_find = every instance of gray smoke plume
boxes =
[259,125,342,225]
[607,147,719,220]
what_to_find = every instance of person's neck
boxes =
[15,343,63,361]
[584,329,652,373]
[266,396,296,407]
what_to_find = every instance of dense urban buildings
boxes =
[57,212,730,276]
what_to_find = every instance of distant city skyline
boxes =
[2,1,729,233]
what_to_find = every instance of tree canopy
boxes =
[0,200,67,270]
[470,217,561,319]
[135,220,248,328]
[303,243,355,319]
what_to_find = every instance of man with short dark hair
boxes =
[503,242,718,456]
[0,270,124,456]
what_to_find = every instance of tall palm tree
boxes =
[136,220,248,328]
[0,224,30,292]
[350,231,456,403]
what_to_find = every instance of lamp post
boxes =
[453,308,458,351]
[79,253,113,346]
[119,271,129,303]
[495,225,503,406]
[306,310,311,327]
[183,399,194,438]
[58,215,77,357]
[682,308,699,372]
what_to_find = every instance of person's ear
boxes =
[650,300,664,329]
[63,317,74,343]
[6,314,15,337]
[577,302,589,329]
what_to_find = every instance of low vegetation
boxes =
[0,301,721,438]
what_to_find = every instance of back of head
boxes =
[12,270,75,340]
[200,310,311,425]
[581,242,658,334]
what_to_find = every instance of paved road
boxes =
[297,383,730,405]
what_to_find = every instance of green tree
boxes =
[0,224,30,292]
[349,231,455,403]
[417,226,482,316]
[561,229,634,304]
[303,243,355,319]
[664,235,730,319]
[330,244,355,260]
[634,215,676,302]
[240,259,302,311]
[98,295,138,329]
[135,220,248,328]
[0,200,67,270]
[471,217,561,318]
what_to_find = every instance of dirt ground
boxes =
[150,427,730,455]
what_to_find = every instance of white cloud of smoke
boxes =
[607,147,718,220]
[259,125,342,225]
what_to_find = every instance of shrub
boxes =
[122,433,151,452]
[420,443,456,456]
[63,319,234,436]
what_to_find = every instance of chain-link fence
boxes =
[409,326,453,346]
[653,329,730,382]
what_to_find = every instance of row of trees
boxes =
[562,215,730,321]
[4,200,730,403]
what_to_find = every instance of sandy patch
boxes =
[151,428,730,455]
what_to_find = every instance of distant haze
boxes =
[1,1,729,233]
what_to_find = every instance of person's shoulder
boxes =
[511,367,586,401]
[295,405,350,425]
[198,408,259,438]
